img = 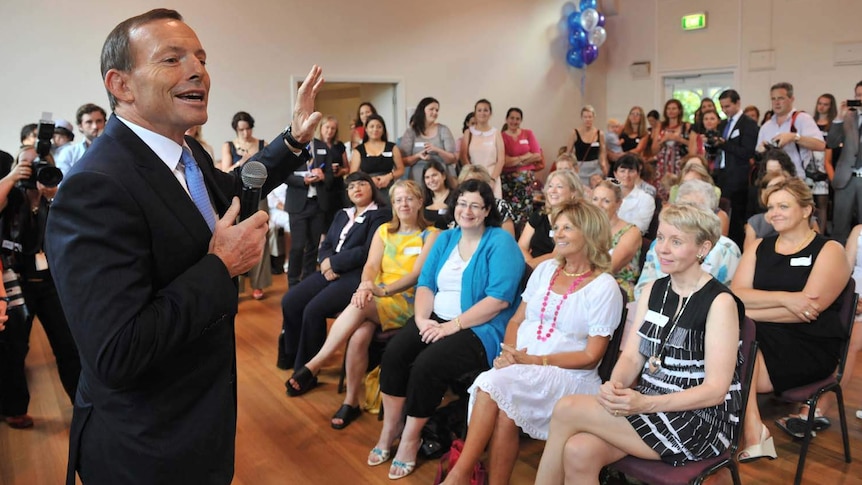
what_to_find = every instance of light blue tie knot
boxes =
[180,147,217,232]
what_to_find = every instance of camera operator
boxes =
[0,144,80,426]
[827,80,862,243]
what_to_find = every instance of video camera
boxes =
[20,114,63,190]
[702,129,721,155]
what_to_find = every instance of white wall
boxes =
[604,0,862,122]
[0,0,599,169]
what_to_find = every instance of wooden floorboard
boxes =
[3,276,862,484]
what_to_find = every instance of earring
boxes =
[696,253,705,263]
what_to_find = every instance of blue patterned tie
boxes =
[180,147,216,232]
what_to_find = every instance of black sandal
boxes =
[285,366,318,397]
[331,404,362,430]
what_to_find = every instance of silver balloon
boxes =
[589,26,607,47]
[580,8,599,32]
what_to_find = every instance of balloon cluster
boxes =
[562,0,607,69]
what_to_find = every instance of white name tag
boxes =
[519,139,529,145]
[403,246,422,256]
[644,309,670,328]
[316,148,327,155]
[35,251,48,271]
[437,208,448,215]
[382,152,393,157]
[635,138,640,143]
[591,141,600,147]
[414,142,425,148]
[548,230,555,238]
[355,215,366,223]
[790,255,813,267]
[730,129,740,139]
[294,170,310,176]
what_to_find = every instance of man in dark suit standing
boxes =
[716,89,758,247]
[44,9,323,484]
[828,81,862,243]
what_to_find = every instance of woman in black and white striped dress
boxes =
[535,204,744,483]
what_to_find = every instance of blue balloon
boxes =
[567,11,582,31]
[566,47,585,68]
[568,27,587,48]
[580,0,598,10]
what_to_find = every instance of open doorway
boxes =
[292,79,402,153]
[663,72,734,122]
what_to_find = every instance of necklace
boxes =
[647,275,701,375]
[561,266,590,278]
[537,267,593,342]
[777,230,815,254]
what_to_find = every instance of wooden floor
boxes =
[3,276,862,484]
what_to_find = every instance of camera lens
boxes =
[36,166,63,188]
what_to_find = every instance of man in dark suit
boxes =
[716,89,758,247]
[828,81,862,243]
[44,9,323,484]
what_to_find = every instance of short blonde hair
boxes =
[593,179,622,202]
[659,204,720,248]
[387,180,428,233]
[680,161,715,186]
[458,164,492,185]
[543,170,585,212]
[760,177,815,217]
[551,200,612,274]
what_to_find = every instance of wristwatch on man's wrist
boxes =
[281,125,311,161]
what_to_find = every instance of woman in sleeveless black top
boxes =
[732,178,849,461]
[536,205,743,483]
[349,114,404,207]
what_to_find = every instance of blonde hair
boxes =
[551,200,612,274]
[458,164,493,185]
[317,115,339,142]
[387,180,428,233]
[680,161,715,186]
[581,105,596,117]
[760,177,815,217]
[543,170,585,213]
[660,204,720,248]
[593,179,622,202]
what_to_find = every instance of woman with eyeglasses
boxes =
[282,172,391,395]
[285,180,439,430]
[591,179,641,301]
[518,170,584,269]
[458,165,517,237]
[536,205,744,483]
[439,201,622,485]
[368,180,524,480]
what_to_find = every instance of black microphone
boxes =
[239,161,267,221]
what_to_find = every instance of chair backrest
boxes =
[638,236,652,272]
[597,285,628,382]
[834,279,857,383]
[730,316,758,457]
[718,197,732,217]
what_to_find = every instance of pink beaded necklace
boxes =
[537,267,592,342]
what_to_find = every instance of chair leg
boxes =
[834,387,852,463]
[729,462,742,485]
[794,401,820,485]
[337,352,346,394]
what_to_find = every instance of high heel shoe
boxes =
[738,424,778,463]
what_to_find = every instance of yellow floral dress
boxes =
[374,225,439,331]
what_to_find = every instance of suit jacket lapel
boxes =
[106,118,214,243]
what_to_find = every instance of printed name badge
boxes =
[414,142,425,148]
[790,255,813,267]
[294,170,310,177]
[437,208,448,215]
[355,215,366,224]
[635,138,640,143]
[403,246,422,256]
[730,129,740,139]
[548,230,555,238]
[591,142,600,147]
[644,310,670,328]
[316,148,327,155]
[519,139,529,145]
[382,152,393,157]
[35,251,48,271]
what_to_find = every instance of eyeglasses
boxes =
[393,196,417,205]
[347,181,370,191]
[455,201,485,212]
[606,177,621,186]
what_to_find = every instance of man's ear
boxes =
[105,69,133,106]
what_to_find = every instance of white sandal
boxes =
[738,424,778,463]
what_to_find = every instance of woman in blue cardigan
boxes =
[368,179,525,479]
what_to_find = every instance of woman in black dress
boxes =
[350,114,404,207]
[517,169,583,269]
[732,177,849,458]
[421,160,457,229]
[536,204,744,482]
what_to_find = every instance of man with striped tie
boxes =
[45,9,324,484]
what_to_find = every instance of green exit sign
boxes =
[681,13,707,31]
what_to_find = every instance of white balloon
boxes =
[589,26,607,47]
[580,8,599,32]
[562,1,577,17]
